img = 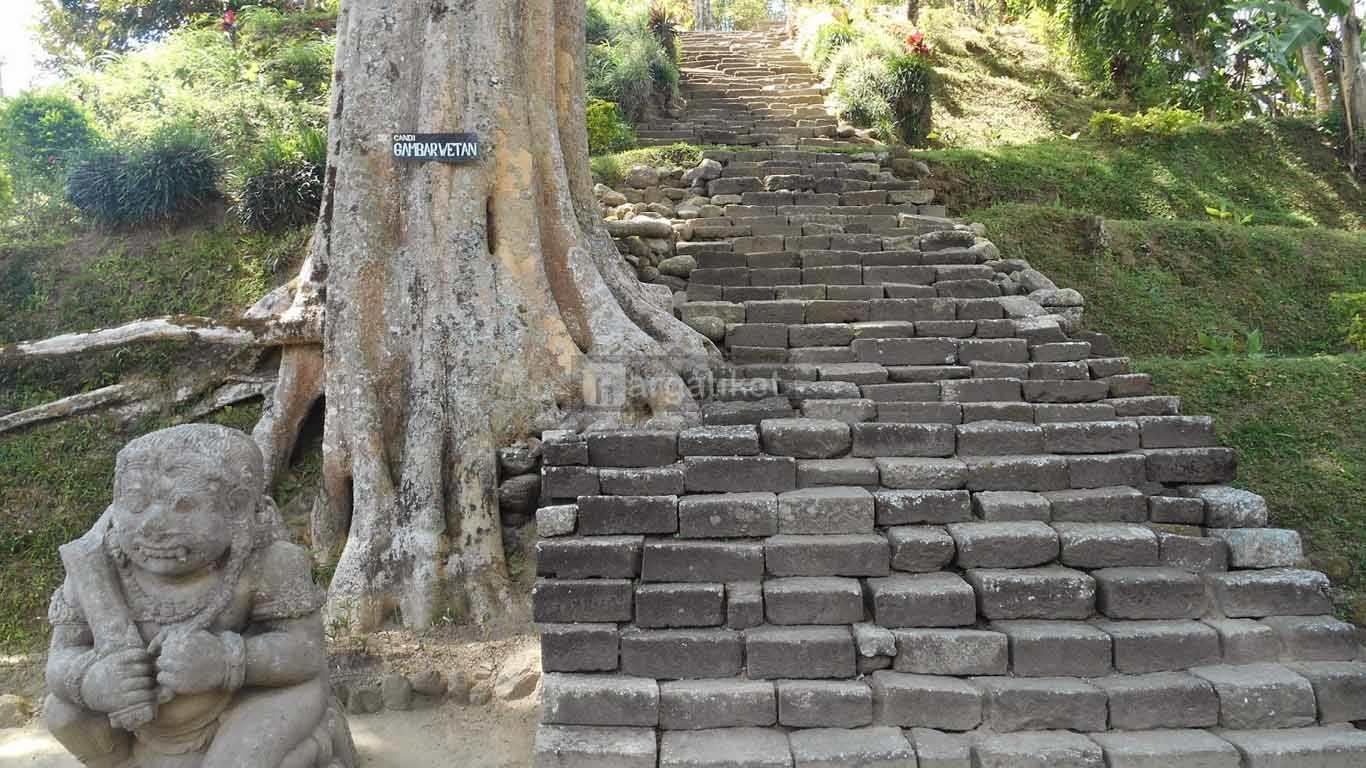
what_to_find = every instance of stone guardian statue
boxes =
[43,424,356,768]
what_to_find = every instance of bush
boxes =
[809,21,857,69]
[236,129,327,232]
[67,124,220,227]
[714,0,772,30]
[885,53,933,145]
[586,100,637,155]
[261,39,336,100]
[588,28,679,121]
[0,92,99,188]
[835,58,896,131]
[586,3,613,44]
[1333,292,1366,350]
[1089,107,1202,142]
[648,2,680,62]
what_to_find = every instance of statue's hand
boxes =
[80,648,157,714]
[155,630,228,695]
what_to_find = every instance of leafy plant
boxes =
[1332,292,1366,350]
[647,2,680,62]
[586,100,637,155]
[235,129,327,232]
[67,123,221,227]
[587,28,680,121]
[1088,107,1202,142]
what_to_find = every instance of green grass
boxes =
[971,204,1366,357]
[922,120,1364,229]
[1138,354,1366,615]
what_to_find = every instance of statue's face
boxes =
[111,455,242,578]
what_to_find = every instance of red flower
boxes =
[905,30,932,56]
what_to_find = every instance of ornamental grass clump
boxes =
[67,124,220,227]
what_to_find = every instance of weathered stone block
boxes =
[540,624,620,673]
[971,732,1103,768]
[1044,486,1148,523]
[538,536,643,579]
[641,539,765,583]
[678,493,779,538]
[764,577,865,625]
[683,456,797,493]
[1055,523,1159,568]
[992,620,1112,678]
[964,567,1096,620]
[946,521,1059,568]
[659,728,792,768]
[745,625,857,680]
[726,582,763,630]
[874,489,971,524]
[1208,569,1333,618]
[865,573,976,627]
[891,629,1008,675]
[972,676,1108,732]
[760,419,853,459]
[1089,730,1238,768]
[1190,663,1317,729]
[787,727,914,768]
[1098,620,1221,674]
[875,458,969,490]
[635,584,725,629]
[964,455,1070,491]
[533,579,634,623]
[587,431,678,468]
[852,423,956,457]
[577,495,678,535]
[658,680,776,731]
[542,674,659,726]
[870,672,982,731]
[778,487,875,534]
[764,534,890,577]
[1286,662,1366,722]
[533,725,657,768]
[886,526,955,572]
[1094,567,1209,620]
[620,629,743,680]
[972,491,1050,521]
[1207,528,1303,568]
[1092,672,1219,730]
[776,681,873,728]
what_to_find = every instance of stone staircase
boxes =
[635,29,847,148]
[539,29,1366,768]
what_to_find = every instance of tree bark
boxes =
[306,0,715,631]
[1339,8,1366,175]
[0,315,318,366]
[694,0,712,31]
[1289,0,1333,115]
[908,0,922,24]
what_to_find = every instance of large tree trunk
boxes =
[1289,0,1333,115]
[694,0,712,31]
[908,0,922,24]
[1339,9,1366,176]
[302,0,714,632]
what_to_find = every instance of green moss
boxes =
[1138,355,1366,602]
[970,204,1366,357]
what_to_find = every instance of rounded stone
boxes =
[380,673,413,711]
[658,255,697,278]
[410,669,448,698]
[497,473,540,522]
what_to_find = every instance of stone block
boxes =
[946,521,1059,568]
[972,491,1050,521]
[992,620,1112,678]
[870,672,982,731]
[1207,529,1303,569]
[852,423,956,457]
[1208,569,1333,618]
[659,728,792,768]
[542,674,659,726]
[537,536,643,579]
[576,495,678,535]
[1149,495,1207,525]
[1068,454,1148,489]
[536,504,577,537]
[853,338,958,366]
[658,680,776,731]
[964,455,1071,491]
[972,676,1108,732]
[797,458,879,487]
[533,579,634,623]
[1180,485,1269,528]
[965,567,1096,620]
[787,727,915,768]
[533,725,657,768]
[886,526,955,572]
[1099,620,1222,674]
[745,626,857,680]
[726,582,764,630]
[1094,567,1208,620]
[587,431,677,468]
[542,465,600,499]
[940,378,1022,403]
[1093,672,1219,730]
[635,584,725,628]
[679,425,762,457]
[641,539,765,583]
[1042,421,1140,454]
[678,493,779,538]
[1136,416,1217,448]
[800,399,878,424]
[683,456,797,493]
[1089,730,1239,768]
[778,487,875,534]
[1205,619,1281,664]
[1190,663,1317,729]
[1262,616,1363,661]
[1216,727,1366,768]
[891,629,1008,675]
[1160,533,1229,573]
[1044,486,1148,523]
[620,629,743,680]
[777,681,873,728]
[875,458,969,490]
[1286,662,1366,722]
[956,421,1045,456]
[1056,523,1159,568]
[760,419,853,459]
[907,729,971,768]
[540,624,620,673]
[764,534,890,577]
[972,731,1103,768]
[1144,448,1237,484]
[764,577,865,625]
[865,573,976,627]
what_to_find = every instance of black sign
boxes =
[392,133,480,163]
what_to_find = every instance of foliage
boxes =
[1088,106,1203,141]
[586,100,638,155]
[648,2,681,62]
[260,38,337,100]
[587,26,680,122]
[66,123,221,227]
[712,0,772,30]
[970,204,1366,357]
[0,92,100,181]
[1333,292,1366,350]
[235,129,327,232]
[591,143,702,186]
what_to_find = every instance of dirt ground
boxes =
[0,624,542,767]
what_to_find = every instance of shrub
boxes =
[236,129,327,232]
[714,0,771,30]
[835,58,896,132]
[884,52,933,145]
[648,2,680,62]
[261,39,336,100]
[1089,107,1202,142]
[0,92,99,183]
[586,3,613,44]
[67,124,220,227]
[1333,292,1366,350]
[586,100,637,155]
[587,29,679,121]
[810,21,857,69]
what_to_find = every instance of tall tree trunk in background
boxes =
[1289,0,1333,115]
[1339,8,1366,175]
[694,0,712,31]
[302,0,714,631]
[908,0,922,24]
